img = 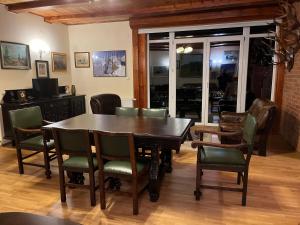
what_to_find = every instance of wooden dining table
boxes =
[43,114,192,202]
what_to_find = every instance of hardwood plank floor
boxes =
[0,135,299,225]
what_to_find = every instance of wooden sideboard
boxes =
[1,95,86,140]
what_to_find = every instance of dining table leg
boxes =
[161,149,173,173]
[148,144,160,202]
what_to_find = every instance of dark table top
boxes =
[44,114,192,140]
[0,212,81,225]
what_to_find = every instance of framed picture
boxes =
[17,90,27,102]
[74,52,90,68]
[51,52,67,72]
[35,60,49,78]
[0,41,31,70]
[224,50,239,61]
[92,50,126,77]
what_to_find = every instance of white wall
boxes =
[0,5,71,143]
[68,22,134,113]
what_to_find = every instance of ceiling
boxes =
[0,0,280,25]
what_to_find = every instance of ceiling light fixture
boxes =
[176,46,193,54]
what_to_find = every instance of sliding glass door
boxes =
[207,39,243,124]
[175,42,205,122]
[147,22,277,125]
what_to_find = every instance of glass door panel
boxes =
[208,41,240,123]
[246,38,274,110]
[176,42,204,122]
[149,43,169,109]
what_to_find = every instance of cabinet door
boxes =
[43,100,70,122]
[71,96,86,117]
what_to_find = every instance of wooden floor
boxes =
[0,135,300,225]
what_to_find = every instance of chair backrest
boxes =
[93,131,137,175]
[115,107,139,117]
[9,106,43,129]
[141,108,168,118]
[52,128,93,159]
[90,94,121,115]
[248,98,276,131]
[242,114,257,149]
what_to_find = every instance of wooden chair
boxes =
[9,106,56,178]
[191,114,257,206]
[52,128,98,206]
[115,107,139,116]
[141,108,168,118]
[93,131,149,215]
[90,94,121,115]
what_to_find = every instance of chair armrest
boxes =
[220,111,247,123]
[191,140,248,149]
[194,129,242,137]
[15,127,42,134]
[42,120,54,125]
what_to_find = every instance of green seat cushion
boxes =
[20,135,55,149]
[104,160,148,175]
[201,146,246,165]
[63,156,98,169]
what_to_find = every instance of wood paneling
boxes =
[0,136,299,224]
[132,29,140,108]
[138,34,147,108]
[0,0,280,25]
[132,31,147,108]
[130,5,279,29]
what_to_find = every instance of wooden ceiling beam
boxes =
[7,0,90,13]
[129,5,280,29]
[44,0,278,24]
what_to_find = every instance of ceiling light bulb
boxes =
[176,47,184,54]
[184,46,193,54]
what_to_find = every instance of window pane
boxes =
[250,24,276,34]
[176,43,203,122]
[175,28,243,39]
[246,38,274,109]
[149,43,169,109]
[208,41,240,123]
[149,32,169,40]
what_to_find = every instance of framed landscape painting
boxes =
[74,52,90,68]
[92,50,126,77]
[0,41,31,70]
[52,52,67,72]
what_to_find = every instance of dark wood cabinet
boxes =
[1,95,86,140]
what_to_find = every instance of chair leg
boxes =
[43,148,51,179]
[237,172,242,185]
[132,179,138,215]
[16,147,24,174]
[59,169,66,203]
[194,148,202,200]
[242,170,249,206]
[99,172,106,210]
[89,170,96,206]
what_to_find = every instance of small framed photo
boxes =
[74,52,90,68]
[51,52,67,72]
[17,90,27,102]
[35,60,49,78]
[0,41,31,70]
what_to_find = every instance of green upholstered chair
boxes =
[115,107,139,117]
[93,131,149,215]
[9,106,56,178]
[141,108,168,118]
[52,128,98,206]
[191,114,257,206]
